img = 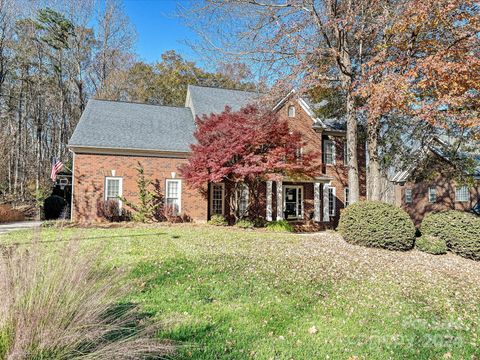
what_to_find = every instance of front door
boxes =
[284,186,303,220]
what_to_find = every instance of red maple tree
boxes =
[180,106,321,218]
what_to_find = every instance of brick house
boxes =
[68,85,366,225]
[390,144,480,225]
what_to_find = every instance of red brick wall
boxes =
[396,177,480,226]
[277,99,367,224]
[72,153,208,223]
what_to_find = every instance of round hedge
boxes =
[415,235,447,255]
[338,201,415,251]
[422,211,480,261]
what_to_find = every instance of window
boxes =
[344,187,349,207]
[343,141,350,165]
[288,105,295,117]
[237,183,249,218]
[405,189,413,204]
[328,187,336,216]
[105,177,123,207]
[166,179,182,215]
[428,187,437,203]
[295,147,303,162]
[210,183,225,215]
[455,185,469,202]
[323,139,335,165]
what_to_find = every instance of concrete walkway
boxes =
[0,221,42,235]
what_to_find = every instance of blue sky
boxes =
[123,0,198,64]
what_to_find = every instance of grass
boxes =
[2,224,480,359]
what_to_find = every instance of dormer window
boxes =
[288,105,295,117]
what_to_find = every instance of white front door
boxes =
[283,186,303,220]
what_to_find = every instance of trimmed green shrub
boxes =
[266,220,294,232]
[422,211,480,261]
[338,201,415,251]
[415,235,447,255]
[208,214,228,226]
[235,219,255,229]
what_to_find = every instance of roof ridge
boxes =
[188,84,259,94]
[90,98,191,110]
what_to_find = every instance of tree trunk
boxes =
[367,117,381,201]
[345,90,360,203]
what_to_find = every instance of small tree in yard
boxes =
[180,106,321,221]
[121,163,162,223]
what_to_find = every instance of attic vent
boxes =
[288,105,295,117]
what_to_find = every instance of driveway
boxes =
[0,221,42,235]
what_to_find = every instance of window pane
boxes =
[345,187,349,207]
[212,184,224,215]
[288,106,295,117]
[238,184,248,216]
[405,189,412,203]
[106,179,120,201]
[428,187,436,202]
[455,186,469,202]
[324,140,334,165]
[166,180,181,215]
[328,188,335,216]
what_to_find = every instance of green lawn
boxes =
[3,225,480,359]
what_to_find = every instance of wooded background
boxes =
[0,0,256,202]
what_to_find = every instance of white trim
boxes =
[266,181,273,221]
[297,97,328,129]
[210,182,225,216]
[166,179,182,214]
[272,89,296,111]
[68,145,190,158]
[104,176,123,209]
[314,182,321,222]
[283,185,304,220]
[428,187,437,203]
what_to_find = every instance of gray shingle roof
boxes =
[187,85,259,118]
[68,99,195,152]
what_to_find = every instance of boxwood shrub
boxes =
[415,235,447,255]
[422,211,480,261]
[338,201,415,251]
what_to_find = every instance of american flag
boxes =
[50,158,64,182]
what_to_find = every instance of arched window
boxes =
[288,105,295,117]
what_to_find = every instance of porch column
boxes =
[314,182,321,222]
[276,180,283,220]
[323,183,330,222]
[266,181,273,221]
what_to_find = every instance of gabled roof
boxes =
[272,89,346,132]
[389,138,480,183]
[186,85,259,119]
[68,99,195,153]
